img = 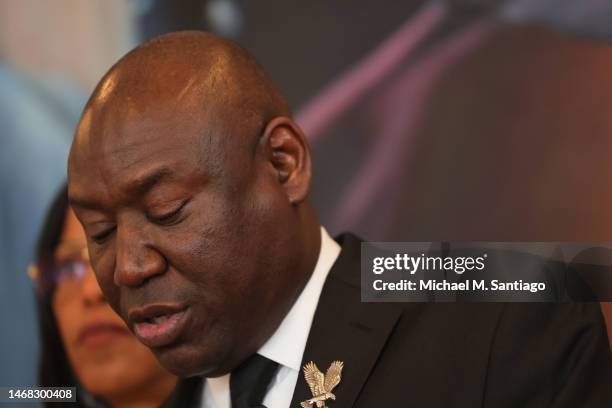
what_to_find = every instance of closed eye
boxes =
[147,199,189,226]
[91,226,116,244]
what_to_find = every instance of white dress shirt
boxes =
[201,227,341,408]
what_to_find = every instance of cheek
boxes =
[160,193,243,269]
[183,188,290,302]
[78,336,169,393]
[90,251,121,309]
[52,289,82,348]
[52,290,85,374]
[151,192,270,315]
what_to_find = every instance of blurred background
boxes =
[2,0,612,388]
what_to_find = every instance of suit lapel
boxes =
[290,234,403,407]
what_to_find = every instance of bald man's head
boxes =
[78,31,289,151]
[67,32,320,377]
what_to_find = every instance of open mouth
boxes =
[129,304,190,348]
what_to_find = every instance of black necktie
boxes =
[230,354,279,408]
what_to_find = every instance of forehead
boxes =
[68,92,224,205]
[67,54,261,206]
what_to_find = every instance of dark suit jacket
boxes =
[164,234,612,407]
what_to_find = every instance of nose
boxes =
[114,223,166,287]
[82,266,105,306]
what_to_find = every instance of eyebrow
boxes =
[54,241,85,255]
[69,167,175,210]
[125,166,175,198]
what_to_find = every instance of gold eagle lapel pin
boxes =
[300,360,344,407]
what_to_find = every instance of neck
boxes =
[298,203,323,284]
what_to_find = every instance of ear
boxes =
[260,116,312,204]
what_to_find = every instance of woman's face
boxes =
[52,208,176,405]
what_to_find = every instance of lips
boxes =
[77,321,130,346]
[128,303,190,348]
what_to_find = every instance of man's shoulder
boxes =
[325,234,607,348]
[313,234,611,406]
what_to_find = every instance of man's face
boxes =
[68,92,302,377]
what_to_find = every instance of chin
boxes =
[85,380,126,400]
[79,364,131,395]
[155,341,228,378]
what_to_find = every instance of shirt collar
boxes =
[257,227,341,371]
